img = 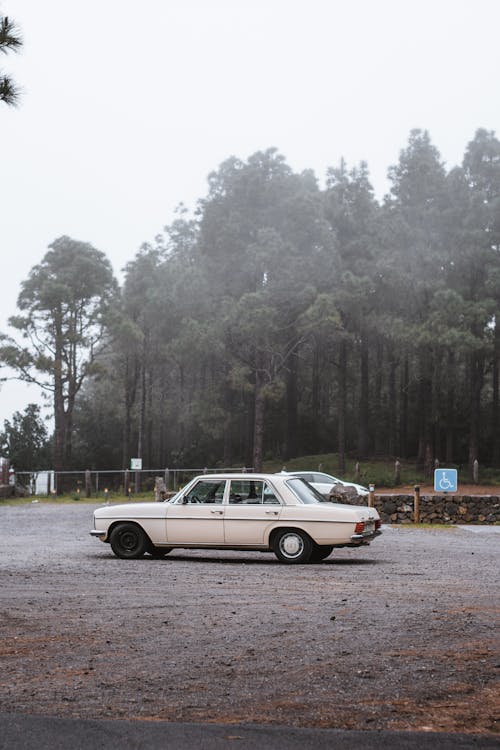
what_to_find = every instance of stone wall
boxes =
[373,494,500,524]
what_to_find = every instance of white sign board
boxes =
[130,458,142,470]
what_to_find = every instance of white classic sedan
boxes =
[90,473,381,564]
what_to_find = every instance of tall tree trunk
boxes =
[399,356,409,458]
[53,320,65,490]
[253,392,265,472]
[311,338,320,450]
[245,391,254,468]
[468,351,484,477]
[491,320,500,466]
[357,337,370,458]
[147,366,153,467]
[223,379,233,467]
[337,338,347,474]
[388,350,397,457]
[252,352,265,471]
[374,339,384,456]
[136,350,147,492]
[445,350,455,464]
[416,350,433,475]
[284,346,299,460]
[121,356,139,469]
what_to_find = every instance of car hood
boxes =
[94,502,163,517]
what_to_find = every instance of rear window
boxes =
[286,478,324,504]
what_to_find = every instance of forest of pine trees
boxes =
[2,128,500,477]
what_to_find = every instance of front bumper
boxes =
[89,529,107,540]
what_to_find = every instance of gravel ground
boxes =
[0,502,499,736]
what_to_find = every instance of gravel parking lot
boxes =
[0,502,499,736]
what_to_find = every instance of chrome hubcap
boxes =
[280,533,303,557]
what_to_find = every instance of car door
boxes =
[223,479,282,545]
[165,478,227,544]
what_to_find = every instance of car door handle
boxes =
[265,510,279,515]
[210,509,224,515]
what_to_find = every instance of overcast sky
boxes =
[1,0,499,426]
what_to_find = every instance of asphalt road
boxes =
[0,713,498,749]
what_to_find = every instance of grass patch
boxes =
[0,491,156,507]
[390,523,459,530]
[263,453,500,489]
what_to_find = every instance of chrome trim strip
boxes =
[94,516,166,521]
[167,515,225,521]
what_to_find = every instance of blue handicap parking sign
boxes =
[434,468,458,493]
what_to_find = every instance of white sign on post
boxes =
[130,458,142,470]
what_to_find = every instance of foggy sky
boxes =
[1,0,499,424]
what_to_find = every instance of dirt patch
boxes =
[0,503,499,735]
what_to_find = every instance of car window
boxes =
[311,472,338,483]
[183,479,226,504]
[286,478,323,504]
[228,479,280,505]
[297,473,314,482]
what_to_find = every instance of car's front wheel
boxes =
[110,523,148,559]
[273,529,312,564]
[149,546,172,558]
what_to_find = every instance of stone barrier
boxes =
[372,494,500,524]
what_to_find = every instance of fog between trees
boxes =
[2,128,500,477]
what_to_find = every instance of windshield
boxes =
[286,478,325,504]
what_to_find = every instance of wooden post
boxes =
[154,476,167,502]
[124,469,130,497]
[473,459,479,484]
[414,485,420,524]
[394,460,401,486]
[368,484,375,508]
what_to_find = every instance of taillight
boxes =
[375,519,382,529]
[354,522,365,533]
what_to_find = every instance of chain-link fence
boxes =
[14,467,254,498]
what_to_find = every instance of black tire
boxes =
[273,529,312,564]
[149,546,173,558]
[109,523,148,559]
[309,544,334,562]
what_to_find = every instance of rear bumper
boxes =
[349,528,382,544]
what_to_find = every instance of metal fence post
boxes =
[85,470,92,498]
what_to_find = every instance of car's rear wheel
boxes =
[273,529,312,564]
[309,544,334,562]
[110,523,148,559]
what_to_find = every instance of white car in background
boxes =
[278,471,369,498]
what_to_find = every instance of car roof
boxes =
[192,473,289,481]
